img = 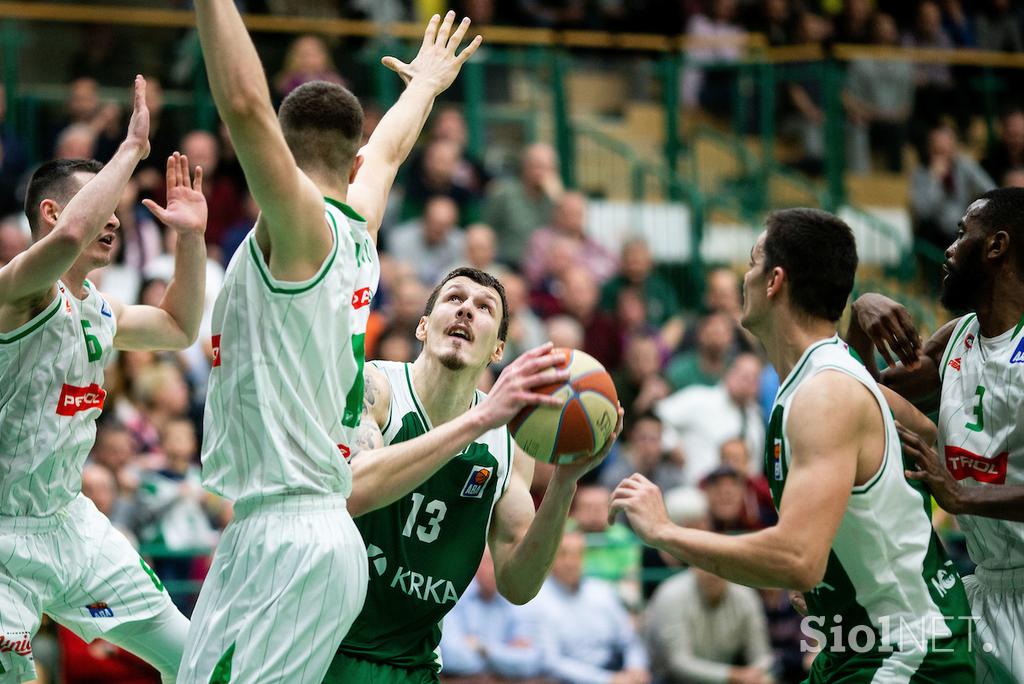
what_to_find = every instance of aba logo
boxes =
[86,602,114,618]
[56,383,106,416]
[1011,337,1024,364]
[351,287,372,310]
[461,465,492,498]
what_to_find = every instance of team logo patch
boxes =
[211,334,221,367]
[351,287,372,310]
[948,357,962,372]
[0,632,31,657]
[86,601,114,618]
[100,300,112,318]
[1011,336,1024,364]
[772,438,783,480]
[461,465,492,498]
[56,383,106,416]
[964,333,975,351]
[945,446,1008,484]
[338,443,351,460]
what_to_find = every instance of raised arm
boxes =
[0,76,149,310]
[109,153,208,351]
[347,11,482,241]
[193,0,326,276]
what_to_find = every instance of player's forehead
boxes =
[439,276,499,305]
[960,199,988,233]
[750,232,767,262]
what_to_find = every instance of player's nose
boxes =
[107,213,120,230]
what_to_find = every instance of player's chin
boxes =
[438,350,468,371]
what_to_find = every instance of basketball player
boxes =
[0,76,207,682]
[611,209,975,682]
[183,5,567,683]
[848,188,1024,683]
[323,267,622,684]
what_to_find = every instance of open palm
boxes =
[142,152,206,235]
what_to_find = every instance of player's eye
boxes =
[449,295,461,303]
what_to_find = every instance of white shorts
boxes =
[964,569,1024,684]
[0,494,180,683]
[177,494,368,684]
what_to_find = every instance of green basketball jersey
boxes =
[765,336,974,679]
[337,361,515,671]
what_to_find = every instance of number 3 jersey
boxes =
[337,360,515,671]
[938,314,1024,581]
[201,199,378,503]
[0,280,115,516]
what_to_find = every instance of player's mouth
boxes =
[97,234,115,248]
[446,323,473,342]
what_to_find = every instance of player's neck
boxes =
[975,276,1024,338]
[61,265,90,300]
[410,355,480,427]
[761,313,838,381]
[307,169,349,203]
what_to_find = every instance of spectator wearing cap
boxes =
[701,464,764,533]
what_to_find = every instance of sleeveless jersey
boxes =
[201,199,379,503]
[0,280,116,516]
[338,360,515,671]
[938,314,1024,583]
[766,336,971,666]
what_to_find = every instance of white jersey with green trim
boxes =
[767,336,970,654]
[201,199,379,503]
[0,280,116,516]
[938,314,1024,583]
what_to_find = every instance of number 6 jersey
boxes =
[939,314,1024,582]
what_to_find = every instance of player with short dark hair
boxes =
[612,208,975,682]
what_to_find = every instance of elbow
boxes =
[497,579,540,606]
[222,87,268,120]
[788,555,827,593]
[52,221,91,250]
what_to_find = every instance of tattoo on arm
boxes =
[351,369,384,457]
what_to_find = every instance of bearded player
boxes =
[183,4,568,683]
[323,267,622,684]
[612,209,975,682]
[0,76,207,682]
[848,188,1024,683]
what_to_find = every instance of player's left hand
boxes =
[898,424,964,514]
[142,152,206,236]
[552,405,624,484]
[609,473,672,546]
[382,11,482,96]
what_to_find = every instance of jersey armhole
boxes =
[246,209,344,296]
[939,315,976,383]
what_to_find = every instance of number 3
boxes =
[966,385,985,433]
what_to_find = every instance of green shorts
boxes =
[806,635,975,683]
[323,652,439,684]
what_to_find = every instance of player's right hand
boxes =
[474,342,569,431]
[851,293,921,368]
[123,75,151,160]
[381,11,482,96]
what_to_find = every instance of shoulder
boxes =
[363,362,393,426]
[787,370,876,443]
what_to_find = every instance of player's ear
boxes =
[348,154,365,184]
[491,339,505,364]
[38,199,61,235]
[988,230,1010,262]
[766,266,785,300]
[415,316,428,342]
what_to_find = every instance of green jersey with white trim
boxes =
[765,336,972,674]
[336,360,515,671]
[201,199,379,503]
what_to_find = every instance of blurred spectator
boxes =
[666,313,734,391]
[0,217,29,267]
[404,137,484,222]
[180,130,246,249]
[125,362,194,454]
[274,35,345,100]
[90,421,143,521]
[555,267,621,371]
[843,14,914,174]
[571,485,641,585]
[0,85,27,218]
[910,122,995,252]
[221,192,260,265]
[522,192,618,288]
[783,11,832,174]
[600,237,682,345]
[904,1,957,131]
[54,124,97,161]
[834,0,875,43]
[645,566,774,684]
[719,438,776,528]
[682,0,745,116]
[612,335,672,421]
[657,353,764,486]
[678,268,755,355]
[483,143,561,265]
[449,223,509,278]
[701,464,763,533]
[384,276,431,352]
[495,272,547,370]
[940,0,975,47]
[440,548,546,682]
[517,0,584,28]
[749,0,795,46]
[974,0,1023,52]
[81,462,121,528]
[981,107,1024,184]
[389,195,466,286]
[375,324,417,362]
[529,530,650,684]
[527,234,582,319]
[59,627,159,684]
[49,77,120,160]
[761,588,811,683]
[544,314,584,351]
[135,77,183,193]
[600,413,683,494]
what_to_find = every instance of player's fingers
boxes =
[422,13,441,48]
[179,153,191,188]
[141,199,167,224]
[133,74,146,112]
[521,391,565,408]
[517,341,554,362]
[518,350,565,376]
[192,165,203,192]
[165,153,175,187]
[380,57,409,80]
[436,10,456,47]
[447,16,470,53]
[456,35,483,65]
[905,469,927,481]
[897,309,922,351]
[521,367,569,389]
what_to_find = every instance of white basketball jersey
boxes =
[201,199,379,503]
[938,314,1024,582]
[0,280,116,516]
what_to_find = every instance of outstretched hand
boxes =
[142,152,206,236]
[124,75,151,159]
[382,11,482,95]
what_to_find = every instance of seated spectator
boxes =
[449,223,509,279]
[375,324,417,362]
[682,0,745,116]
[403,138,483,222]
[180,130,246,249]
[274,34,345,100]
[54,123,97,161]
[600,237,682,347]
[719,438,776,528]
[748,0,795,46]
[666,313,734,391]
[843,14,914,174]
[700,267,757,352]
[495,272,547,371]
[911,122,995,253]
[523,191,618,288]
[527,234,582,319]
[657,353,764,485]
[389,196,466,287]
[903,1,958,132]
[571,485,641,586]
[612,335,672,420]
[483,143,561,265]
[81,462,136,544]
[600,413,683,494]
[529,530,650,684]
[440,548,547,682]
[981,107,1024,185]
[424,107,489,196]
[124,362,195,455]
[49,76,119,160]
[782,11,832,174]
[517,0,585,29]
[381,276,430,353]
[974,0,1023,52]
[89,421,142,530]
[0,218,29,267]
[834,0,874,44]
[702,464,763,533]
[645,566,774,684]
[544,314,584,352]
[554,266,621,371]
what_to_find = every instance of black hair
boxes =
[763,208,858,322]
[424,267,510,341]
[24,158,104,236]
[972,187,1024,273]
[278,81,363,176]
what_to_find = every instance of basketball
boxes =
[509,348,619,465]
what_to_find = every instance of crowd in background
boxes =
[1,1,1013,683]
